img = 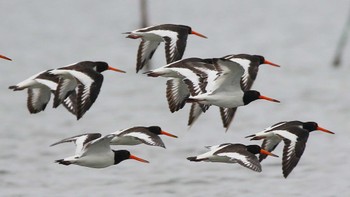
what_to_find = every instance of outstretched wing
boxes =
[53,75,78,108]
[275,128,309,178]
[61,91,78,115]
[219,107,238,131]
[215,144,262,172]
[117,127,166,148]
[81,134,116,156]
[136,39,161,73]
[209,58,244,94]
[27,86,51,114]
[76,72,103,120]
[163,29,188,63]
[50,133,102,155]
[165,58,217,96]
[188,103,205,127]
[166,78,190,113]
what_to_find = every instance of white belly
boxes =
[191,92,244,108]
[75,154,114,168]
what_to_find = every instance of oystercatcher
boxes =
[51,133,149,168]
[49,61,126,119]
[9,70,76,114]
[218,54,280,129]
[187,143,278,172]
[156,58,279,127]
[110,126,178,148]
[125,24,207,73]
[145,57,215,113]
[245,121,334,178]
[145,56,280,130]
[185,58,279,108]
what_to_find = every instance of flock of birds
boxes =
[4,24,334,178]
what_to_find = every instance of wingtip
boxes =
[187,156,197,161]
[50,141,61,147]
[52,100,61,108]
[143,71,161,77]
[55,159,71,165]
[245,134,255,138]
[8,85,19,90]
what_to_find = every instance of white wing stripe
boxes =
[123,132,154,144]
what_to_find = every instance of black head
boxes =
[243,90,280,105]
[113,150,131,164]
[94,61,109,73]
[253,55,280,67]
[147,126,178,138]
[301,121,334,134]
[113,150,149,164]
[302,121,320,132]
[243,90,261,105]
[174,24,191,33]
[166,24,207,38]
[246,145,261,154]
[147,126,162,135]
[253,55,265,65]
[155,24,191,33]
[229,54,264,66]
[246,145,279,157]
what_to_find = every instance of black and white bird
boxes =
[110,126,178,148]
[51,133,149,168]
[124,24,207,73]
[0,54,12,61]
[9,70,76,114]
[146,57,280,130]
[49,61,126,119]
[185,58,279,109]
[217,54,280,129]
[187,143,278,172]
[245,121,334,178]
[145,57,216,113]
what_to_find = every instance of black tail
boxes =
[55,159,72,166]
[9,85,21,91]
[144,71,160,77]
[187,156,198,161]
[186,98,199,103]
[187,156,206,162]
[250,136,265,140]
[245,134,255,138]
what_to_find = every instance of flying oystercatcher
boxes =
[51,133,149,168]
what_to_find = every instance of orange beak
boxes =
[264,60,280,67]
[0,54,12,61]
[160,130,178,138]
[108,66,126,73]
[260,149,279,157]
[129,154,149,163]
[191,30,207,39]
[317,126,335,134]
[259,95,280,103]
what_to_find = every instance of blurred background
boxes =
[1,0,349,196]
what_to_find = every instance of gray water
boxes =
[1,0,350,196]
